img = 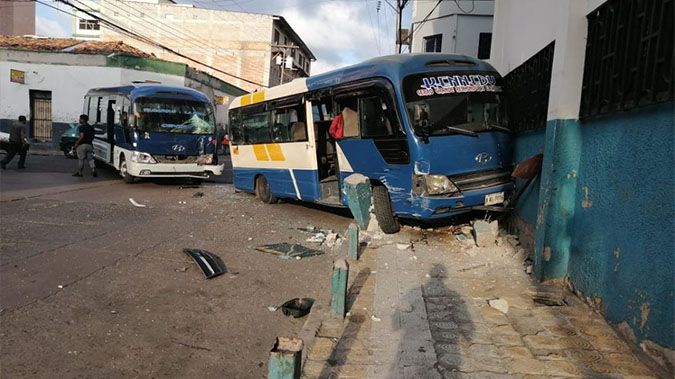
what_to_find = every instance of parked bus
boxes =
[83,85,224,183]
[228,54,513,233]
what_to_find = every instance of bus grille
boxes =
[154,155,199,164]
[450,169,513,191]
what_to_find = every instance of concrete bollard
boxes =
[268,336,303,379]
[330,259,349,318]
[343,174,372,230]
[348,223,359,260]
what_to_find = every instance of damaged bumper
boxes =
[125,161,224,178]
[397,182,515,219]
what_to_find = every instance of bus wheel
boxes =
[119,157,135,184]
[256,175,277,204]
[372,185,400,234]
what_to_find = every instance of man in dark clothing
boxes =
[1,115,30,170]
[73,114,97,177]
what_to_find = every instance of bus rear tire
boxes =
[119,157,135,184]
[372,185,400,234]
[255,175,277,204]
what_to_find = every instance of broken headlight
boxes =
[424,175,459,195]
[131,152,156,164]
[196,154,213,165]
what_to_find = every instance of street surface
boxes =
[0,153,351,378]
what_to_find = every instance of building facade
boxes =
[0,0,36,36]
[490,0,674,373]
[410,0,493,59]
[0,36,246,148]
[70,0,314,92]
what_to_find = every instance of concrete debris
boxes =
[128,198,146,208]
[306,234,326,244]
[267,305,279,312]
[488,298,509,314]
[528,286,567,306]
[396,243,411,250]
[370,315,381,322]
[526,265,533,274]
[472,220,499,247]
[455,234,467,241]
[192,192,204,198]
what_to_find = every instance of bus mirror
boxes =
[413,104,431,143]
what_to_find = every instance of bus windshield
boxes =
[135,98,214,135]
[403,73,509,137]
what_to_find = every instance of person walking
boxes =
[72,114,97,177]
[1,115,30,170]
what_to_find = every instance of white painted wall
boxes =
[489,0,608,120]
[411,0,493,57]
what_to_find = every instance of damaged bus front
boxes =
[85,85,224,183]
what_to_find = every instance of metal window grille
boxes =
[504,41,555,133]
[580,0,674,118]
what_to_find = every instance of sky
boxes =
[35,0,413,75]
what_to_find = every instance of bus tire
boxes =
[372,185,400,234]
[119,156,135,184]
[255,175,277,204]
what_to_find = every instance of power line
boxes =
[53,0,266,87]
[401,0,443,48]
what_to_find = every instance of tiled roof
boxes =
[0,35,153,58]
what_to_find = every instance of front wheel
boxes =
[372,185,400,234]
[119,157,135,184]
[255,175,277,204]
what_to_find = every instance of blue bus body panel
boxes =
[416,132,512,175]
[134,133,215,155]
[234,168,321,201]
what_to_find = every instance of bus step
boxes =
[320,180,340,200]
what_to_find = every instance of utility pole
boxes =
[272,44,300,85]
[395,0,410,54]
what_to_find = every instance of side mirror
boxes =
[413,104,431,143]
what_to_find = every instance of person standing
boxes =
[1,115,30,170]
[73,114,97,177]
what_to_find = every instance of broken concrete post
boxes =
[343,174,372,230]
[347,223,359,260]
[268,336,303,379]
[473,220,499,247]
[330,259,349,318]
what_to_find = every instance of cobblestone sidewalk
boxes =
[302,226,659,378]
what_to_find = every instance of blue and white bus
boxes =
[84,85,224,183]
[229,54,513,233]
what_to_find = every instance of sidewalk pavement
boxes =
[302,224,659,378]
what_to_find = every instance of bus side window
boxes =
[240,105,270,144]
[359,96,396,138]
[229,110,244,144]
[87,96,100,125]
[272,104,307,142]
[335,97,359,138]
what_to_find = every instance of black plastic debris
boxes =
[193,192,204,198]
[183,249,226,279]
[255,243,324,259]
[281,298,315,318]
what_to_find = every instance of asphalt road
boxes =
[0,153,352,378]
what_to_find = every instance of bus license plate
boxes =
[484,192,504,206]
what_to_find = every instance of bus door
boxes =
[309,93,342,204]
[91,95,115,164]
[332,80,411,204]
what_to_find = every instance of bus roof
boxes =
[229,53,499,109]
[85,85,211,103]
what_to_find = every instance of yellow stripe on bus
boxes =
[252,144,269,161]
[251,91,265,104]
[265,144,285,161]
[240,95,251,106]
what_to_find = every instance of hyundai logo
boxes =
[172,144,186,152]
[475,152,492,164]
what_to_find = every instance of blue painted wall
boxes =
[512,128,546,226]
[569,102,674,348]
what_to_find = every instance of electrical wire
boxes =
[400,0,443,47]
[453,0,475,14]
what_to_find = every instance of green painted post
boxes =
[348,223,359,260]
[343,174,372,230]
[330,259,349,318]
[268,337,303,379]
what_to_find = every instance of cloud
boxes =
[36,15,69,37]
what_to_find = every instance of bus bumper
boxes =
[395,182,515,220]
[125,161,225,178]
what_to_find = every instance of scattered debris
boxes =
[396,243,411,250]
[324,233,341,248]
[183,249,227,279]
[178,185,200,189]
[526,265,533,274]
[57,284,64,289]
[528,286,567,306]
[192,192,204,198]
[110,310,118,314]
[455,234,467,242]
[280,298,315,318]
[370,315,381,322]
[306,233,326,244]
[178,201,187,204]
[128,198,146,208]
[174,266,189,273]
[488,298,509,314]
[473,220,498,247]
[255,243,324,259]
[457,263,488,272]
[267,305,280,312]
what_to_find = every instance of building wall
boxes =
[490,0,674,368]
[0,1,36,36]
[411,0,493,57]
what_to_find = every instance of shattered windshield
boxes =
[403,73,509,137]
[134,98,215,135]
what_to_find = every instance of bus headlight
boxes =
[131,152,156,164]
[196,154,213,165]
[425,175,459,195]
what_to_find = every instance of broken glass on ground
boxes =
[183,248,227,279]
[255,243,324,259]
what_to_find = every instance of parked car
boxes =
[0,131,10,152]
[59,123,80,159]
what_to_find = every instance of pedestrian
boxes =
[72,114,97,177]
[1,115,30,170]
